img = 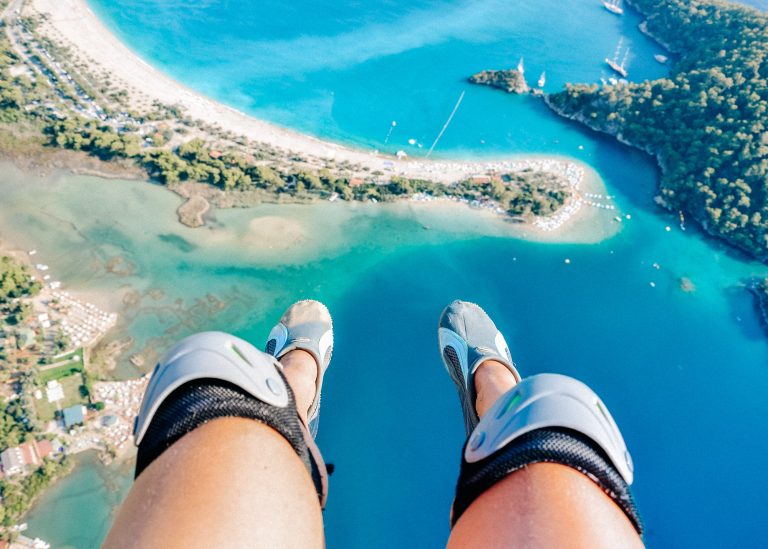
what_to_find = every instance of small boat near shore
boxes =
[602,0,624,15]
[654,54,669,64]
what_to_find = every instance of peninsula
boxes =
[0,0,617,235]
[469,69,530,95]
[543,0,768,260]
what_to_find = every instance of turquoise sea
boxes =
[4,0,767,547]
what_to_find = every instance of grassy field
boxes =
[39,349,84,384]
[34,372,87,422]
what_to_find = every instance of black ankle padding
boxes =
[135,375,311,481]
[452,427,643,535]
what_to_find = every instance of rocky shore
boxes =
[749,279,768,334]
[469,69,530,94]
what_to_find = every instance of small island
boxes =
[469,69,530,94]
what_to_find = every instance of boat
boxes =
[602,0,623,14]
[654,54,668,63]
[517,56,525,74]
[679,210,686,231]
[537,71,546,87]
[605,38,629,77]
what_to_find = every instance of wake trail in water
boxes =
[426,90,465,158]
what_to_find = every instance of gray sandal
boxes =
[266,300,333,436]
[438,300,521,435]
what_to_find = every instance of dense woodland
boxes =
[472,170,569,217]
[548,0,768,259]
[0,256,40,303]
[0,456,69,526]
[0,256,40,325]
[44,122,567,214]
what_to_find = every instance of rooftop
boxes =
[62,405,85,427]
[1,447,23,476]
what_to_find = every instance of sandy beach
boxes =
[29,0,594,185]
[7,0,623,241]
[30,0,459,181]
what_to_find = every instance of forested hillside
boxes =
[548,0,768,259]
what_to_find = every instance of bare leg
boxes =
[279,349,318,427]
[447,362,643,549]
[105,350,322,549]
[473,360,517,418]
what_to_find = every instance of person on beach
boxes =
[104,300,643,548]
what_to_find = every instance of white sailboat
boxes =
[517,57,525,74]
[605,38,629,77]
[538,71,546,87]
[602,0,623,15]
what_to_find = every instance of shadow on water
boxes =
[157,233,199,253]
[724,284,768,343]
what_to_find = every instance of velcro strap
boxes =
[135,374,328,507]
[453,427,642,534]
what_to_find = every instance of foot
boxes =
[265,300,333,436]
[438,300,521,435]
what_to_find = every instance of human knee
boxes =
[133,331,329,506]
[451,374,642,535]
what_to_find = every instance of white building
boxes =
[1,446,24,476]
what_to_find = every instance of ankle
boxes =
[279,350,318,422]
[474,360,518,419]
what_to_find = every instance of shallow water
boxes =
[22,452,133,549]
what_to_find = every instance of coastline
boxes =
[30,0,541,181]
[540,0,768,263]
[23,0,613,241]
[0,244,144,536]
[748,279,768,334]
[0,159,618,383]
